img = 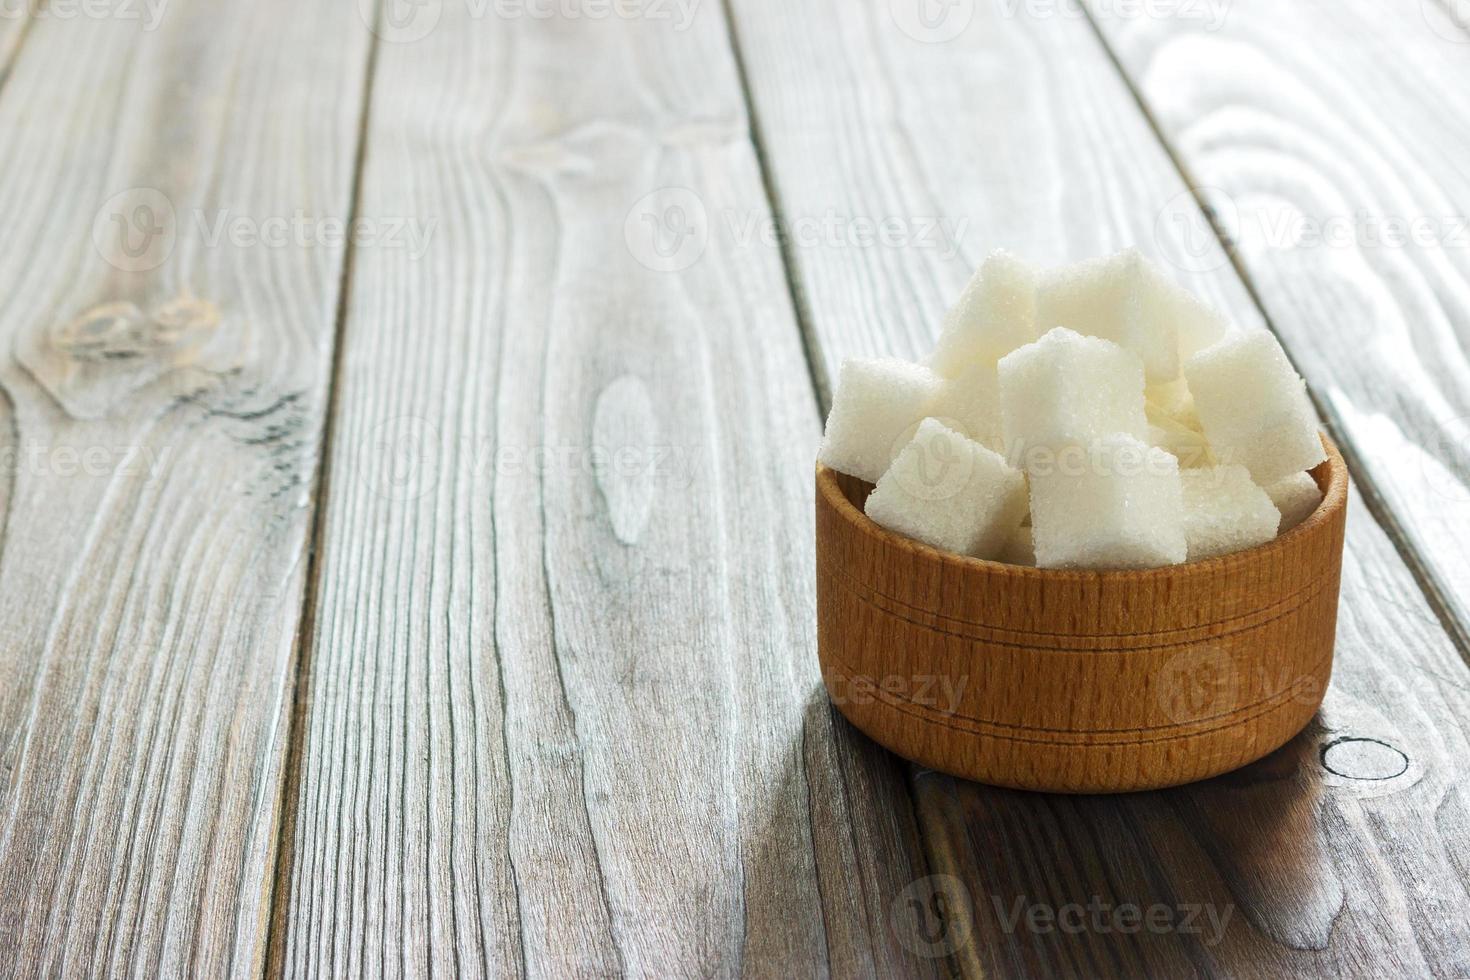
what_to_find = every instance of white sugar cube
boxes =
[1172,288,1232,363]
[865,419,1029,559]
[998,327,1148,469]
[1184,331,1325,485]
[1029,434,1187,569]
[1265,472,1323,532]
[1037,250,1186,382]
[819,357,941,483]
[929,250,1039,377]
[998,524,1035,567]
[1035,251,1129,336]
[1127,256,1230,378]
[927,361,1003,452]
[1180,465,1280,561]
[1037,250,1229,383]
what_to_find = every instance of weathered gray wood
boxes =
[726,0,1470,974]
[0,3,371,975]
[281,5,939,976]
[1086,0,1470,647]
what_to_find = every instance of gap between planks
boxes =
[260,11,388,977]
[716,0,835,410]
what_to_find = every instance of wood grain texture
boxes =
[280,4,941,975]
[0,1,372,976]
[724,0,1266,403]
[726,0,1470,972]
[1084,0,1470,649]
[816,444,1345,793]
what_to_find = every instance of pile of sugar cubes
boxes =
[818,249,1327,569]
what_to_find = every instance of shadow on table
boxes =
[846,711,1367,978]
[739,688,962,977]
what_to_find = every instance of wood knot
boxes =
[53,302,148,360]
[151,296,222,348]
[1320,737,1408,781]
[498,140,594,176]
[53,298,220,362]
[20,293,243,420]
[592,374,657,546]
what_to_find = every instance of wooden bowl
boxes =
[815,438,1348,794]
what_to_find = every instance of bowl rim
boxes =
[817,434,1348,582]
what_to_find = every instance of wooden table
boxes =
[1,0,1467,975]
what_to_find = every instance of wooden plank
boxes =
[1084,0,1470,646]
[725,0,1470,974]
[280,5,940,976]
[0,3,372,974]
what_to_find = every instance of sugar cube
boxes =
[998,327,1148,469]
[927,361,1003,452]
[864,419,1029,559]
[1031,251,1153,382]
[1180,465,1280,561]
[1184,331,1326,485]
[1128,256,1229,378]
[1265,472,1323,532]
[815,248,1320,570]
[819,357,941,483]
[1172,289,1232,363]
[929,250,1039,377]
[1029,433,1187,569]
[1035,251,1129,338]
[999,524,1035,567]
[1037,250,1229,383]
